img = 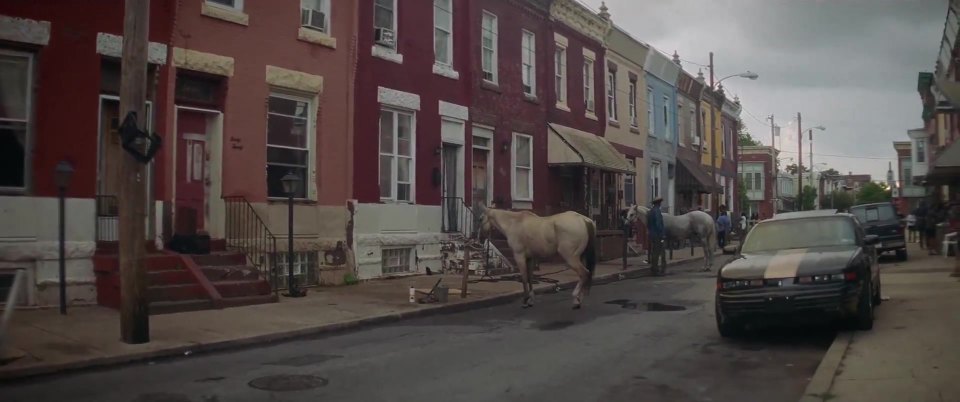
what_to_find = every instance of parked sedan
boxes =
[716,210,881,337]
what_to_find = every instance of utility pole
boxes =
[709,52,718,215]
[769,114,777,213]
[809,129,814,209]
[797,112,803,211]
[118,0,151,344]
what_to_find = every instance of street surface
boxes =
[0,257,837,402]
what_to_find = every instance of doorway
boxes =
[441,143,461,232]
[174,108,212,236]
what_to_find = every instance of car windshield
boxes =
[850,204,895,223]
[741,217,858,253]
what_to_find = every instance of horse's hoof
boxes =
[572,304,582,310]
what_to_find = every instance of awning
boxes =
[927,137,960,181]
[676,154,717,193]
[935,76,960,109]
[548,123,635,174]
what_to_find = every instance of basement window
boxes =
[382,248,413,274]
[274,251,319,287]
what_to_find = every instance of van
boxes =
[849,202,907,260]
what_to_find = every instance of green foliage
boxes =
[822,191,855,211]
[821,168,840,177]
[785,163,810,175]
[738,124,760,146]
[738,180,749,212]
[799,185,818,210]
[856,182,892,204]
[343,272,359,286]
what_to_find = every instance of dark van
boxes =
[850,202,907,260]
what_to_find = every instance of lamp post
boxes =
[707,52,758,217]
[54,161,74,315]
[280,172,305,298]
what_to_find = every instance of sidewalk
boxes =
[0,247,709,380]
[802,243,960,402]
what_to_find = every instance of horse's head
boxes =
[475,203,494,239]
[625,204,650,224]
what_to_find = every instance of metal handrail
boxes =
[223,196,280,293]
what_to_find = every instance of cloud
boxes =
[585,0,947,180]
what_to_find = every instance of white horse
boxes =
[477,205,598,309]
[625,205,717,272]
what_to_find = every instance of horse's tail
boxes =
[583,219,598,289]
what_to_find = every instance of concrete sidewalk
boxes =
[802,243,960,402]
[0,247,711,380]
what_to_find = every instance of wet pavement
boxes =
[0,257,837,402]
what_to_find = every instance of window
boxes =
[650,161,661,199]
[607,70,617,122]
[754,172,762,191]
[266,94,312,199]
[742,217,857,253]
[274,251,319,287]
[690,110,698,145]
[513,134,533,201]
[628,80,638,127]
[646,88,654,135]
[0,50,32,191]
[624,159,636,206]
[379,109,415,202]
[583,58,595,112]
[555,46,566,104]
[521,30,536,96]
[382,248,413,274]
[904,167,912,182]
[301,0,330,34]
[662,95,670,140]
[481,12,498,83]
[207,0,242,10]
[916,139,926,163]
[721,122,726,156]
[433,0,453,66]
[374,0,396,49]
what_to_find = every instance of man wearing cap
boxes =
[647,197,667,275]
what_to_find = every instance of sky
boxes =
[581,0,947,182]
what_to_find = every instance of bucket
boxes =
[436,285,449,303]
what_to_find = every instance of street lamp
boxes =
[54,160,74,315]
[280,172,305,298]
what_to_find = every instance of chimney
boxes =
[672,51,681,66]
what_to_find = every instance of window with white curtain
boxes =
[521,30,536,96]
[379,108,415,202]
[513,133,533,201]
[433,0,453,66]
[481,12,498,83]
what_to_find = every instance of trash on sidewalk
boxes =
[413,278,446,304]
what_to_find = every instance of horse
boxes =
[477,205,598,309]
[625,205,717,272]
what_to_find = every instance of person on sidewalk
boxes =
[915,202,928,250]
[647,197,667,276]
[906,212,917,243]
[716,211,731,249]
[927,201,945,255]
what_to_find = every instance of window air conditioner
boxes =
[586,99,595,111]
[374,27,396,48]
[301,8,327,32]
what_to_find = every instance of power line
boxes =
[775,149,893,160]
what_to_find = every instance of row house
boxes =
[674,67,712,214]
[698,84,740,217]
[739,145,778,219]
[893,140,926,215]
[642,49,680,213]
[720,98,741,215]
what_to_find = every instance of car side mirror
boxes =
[864,234,880,246]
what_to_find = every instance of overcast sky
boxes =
[582,0,947,182]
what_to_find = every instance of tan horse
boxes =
[477,205,598,309]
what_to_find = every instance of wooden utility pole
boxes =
[797,112,803,212]
[118,0,151,344]
[709,52,718,214]
[770,114,777,213]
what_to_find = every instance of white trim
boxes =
[379,108,417,203]
[472,123,495,133]
[438,100,469,121]
[266,91,318,201]
[432,63,460,80]
[481,11,499,84]
[472,126,495,207]
[554,43,567,107]
[583,48,596,61]
[554,32,568,47]
[95,32,168,65]
[521,29,536,96]
[378,86,421,110]
[441,117,466,145]
[607,69,618,122]
[372,45,404,64]
[0,49,33,194]
[433,0,454,67]
[511,133,534,202]
[201,1,249,26]
[0,15,51,46]
[206,0,244,10]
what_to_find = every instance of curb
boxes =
[799,331,854,402]
[0,256,704,381]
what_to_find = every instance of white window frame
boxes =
[646,87,654,136]
[382,247,414,274]
[275,251,319,286]
[379,108,417,203]
[0,49,33,193]
[607,70,618,122]
[662,95,670,142]
[512,133,534,202]
[624,158,636,206]
[266,92,315,200]
[583,56,595,113]
[373,0,397,49]
[207,0,243,11]
[916,139,926,163]
[301,0,331,34]
[628,79,638,128]
[555,45,567,106]
[650,161,662,200]
[521,30,536,96]
[481,11,498,84]
[690,109,698,145]
[433,0,453,66]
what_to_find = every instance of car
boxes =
[715,210,881,337]
[849,202,907,261]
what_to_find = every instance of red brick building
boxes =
[738,145,778,219]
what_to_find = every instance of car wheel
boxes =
[853,278,875,331]
[896,248,908,261]
[873,272,883,306]
[716,303,743,338]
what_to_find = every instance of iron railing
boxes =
[441,196,477,237]
[223,196,279,293]
[95,195,119,242]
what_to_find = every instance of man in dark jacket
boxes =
[647,197,667,275]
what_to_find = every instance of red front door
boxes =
[175,110,208,235]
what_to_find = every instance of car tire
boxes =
[896,248,908,261]
[853,278,875,331]
[873,272,883,306]
[716,303,743,338]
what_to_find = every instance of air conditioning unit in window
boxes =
[586,99,595,111]
[374,27,395,48]
[301,8,327,32]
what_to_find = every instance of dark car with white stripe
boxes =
[715,210,881,337]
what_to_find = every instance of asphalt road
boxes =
[0,258,837,402]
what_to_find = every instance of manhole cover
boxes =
[248,374,329,392]
[646,302,686,312]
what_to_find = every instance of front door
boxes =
[442,144,460,232]
[472,147,489,207]
[175,110,208,235]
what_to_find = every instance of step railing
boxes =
[223,196,279,294]
[441,197,517,274]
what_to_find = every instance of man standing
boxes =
[717,211,731,248]
[647,197,667,275]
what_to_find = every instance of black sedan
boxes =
[715,210,882,337]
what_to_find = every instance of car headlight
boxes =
[797,273,846,284]
[717,278,763,290]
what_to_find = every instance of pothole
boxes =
[604,299,686,311]
[537,320,575,331]
[248,374,329,392]
[646,302,686,312]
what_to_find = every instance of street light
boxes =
[54,160,74,315]
[717,71,759,84]
[280,172,305,298]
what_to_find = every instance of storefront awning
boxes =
[676,155,717,193]
[928,137,960,182]
[548,123,635,174]
[935,76,960,109]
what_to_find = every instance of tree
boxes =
[799,185,817,210]
[738,180,749,213]
[821,168,840,177]
[857,182,892,204]
[822,191,855,211]
[738,123,760,146]
[785,163,810,175]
